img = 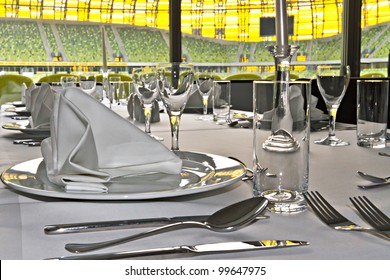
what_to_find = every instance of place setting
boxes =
[1,70,249,200]
[2,83,55,138]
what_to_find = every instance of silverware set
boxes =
[13,138,42,146]
[304,191,390,241]
[45,197,312,259]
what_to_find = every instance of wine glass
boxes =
[195,72,215,120]
[314,65,351,146]
[79,74,97,95]
[157,63,194,151]
[60,76,77,89]
[109,76,121,106]
[133,67,163,141]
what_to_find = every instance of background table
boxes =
[1,105,390,260]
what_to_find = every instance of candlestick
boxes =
[275,0,288,47]
[102,27,108,72]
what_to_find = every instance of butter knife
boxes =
[49,239,309,260]
[44,215,269,235]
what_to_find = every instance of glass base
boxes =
[255,189,307,213]
[357,138,386,148]
[148,134,164,141]
[314,136,350,146]
[196,114,214,121]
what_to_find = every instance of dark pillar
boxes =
[169,0,182,63]
[341,0,362,78]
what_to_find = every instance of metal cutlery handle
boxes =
[44,215,209,235]
[45,215,269,235]
[358,181,390,189]
[65,221,203,253]
[50,239,309,260]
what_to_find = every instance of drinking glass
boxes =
[109,76,121,106]
[60,76,77,89]
[195,72,215,120]
[79,74,97,95]
[133,68,163,141]
[157,63,194,151]
[314,65,351,146]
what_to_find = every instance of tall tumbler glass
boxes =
[213,80,231,121]
[357,79,389,148]
[253,80,311,213]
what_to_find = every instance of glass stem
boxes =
[144,104,152,134]
[169,112,181,151]
[202,96,208,115]
[328,107,338,137]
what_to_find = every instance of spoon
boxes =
[357,171,390,183]
[65,197,268,254]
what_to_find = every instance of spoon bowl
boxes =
[357,171,390,183]
[65,197,269,253]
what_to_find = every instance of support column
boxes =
[169,0,182,63]
[342,0,362,78]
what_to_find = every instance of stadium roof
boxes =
[0,0,389,42]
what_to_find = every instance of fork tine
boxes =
[306,191,346,220]
[303,192,330,223]
[360,196,390,225]
[351,196,390,227]
[349,197,375,227]
[303,191,345,224]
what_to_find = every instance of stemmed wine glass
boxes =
[195,72,215,120]
[109,76,121,106]
[157,63,194,151]
[133,67,163,141]
[314,65,351,146]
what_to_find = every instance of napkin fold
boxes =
[41,87,182,192]
[28,83,56,129]
[262,85,325,122]
[25,83,37,112]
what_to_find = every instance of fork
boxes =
[349,196,390,239]
[303,191,389,240]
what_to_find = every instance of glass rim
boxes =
[253,80,311,85]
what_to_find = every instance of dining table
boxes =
[1,103,390,261]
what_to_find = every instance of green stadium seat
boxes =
[225,73,262,81]
[37,73,80,83]
[0,74,34,105]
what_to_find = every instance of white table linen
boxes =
[1,105,390,260]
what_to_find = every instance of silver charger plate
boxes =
[2,121,50,137]
[0,151,246,200]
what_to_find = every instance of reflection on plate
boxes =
[2,121,50,137]
[0,151,246,200]
[5,107,31,116]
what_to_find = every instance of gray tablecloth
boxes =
[1,105,390,260]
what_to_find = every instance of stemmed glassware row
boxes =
[133,63,195,151]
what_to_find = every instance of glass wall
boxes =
[0,0,388,79]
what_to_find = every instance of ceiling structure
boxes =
[0,0,389,42]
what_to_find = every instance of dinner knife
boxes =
[49,239,309,260]
[44,215,269,235]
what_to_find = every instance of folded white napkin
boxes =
[262,86,325,122]
[41,87,182,192]
[20,83,27,104]
[28,83,56,129]
[25,83,37,112]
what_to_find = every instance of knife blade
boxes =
[49,239,309,260]
[44,215,270,235]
